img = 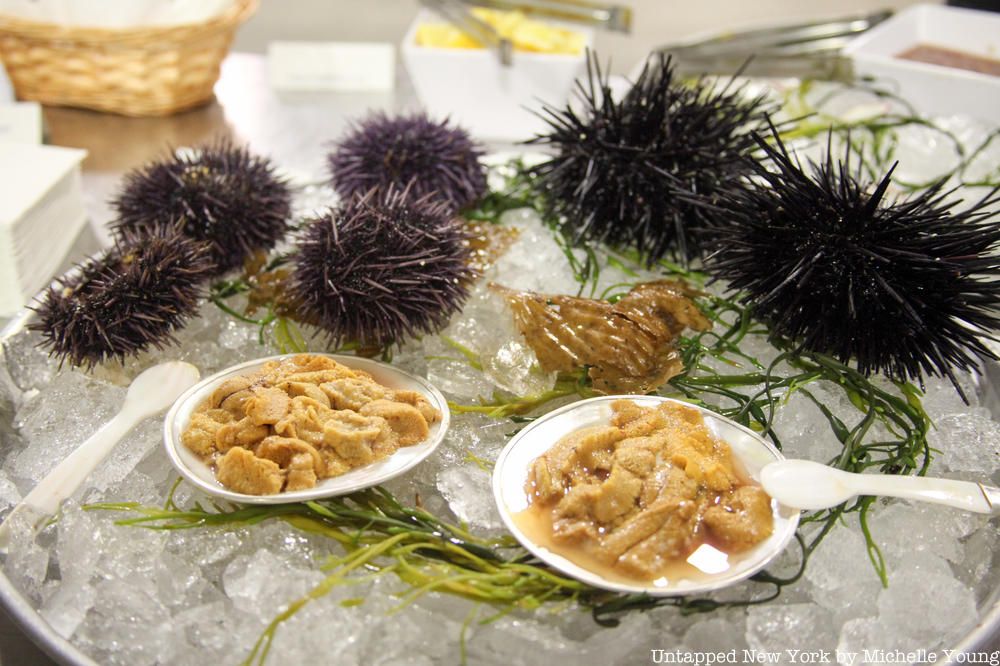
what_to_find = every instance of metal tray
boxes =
[1,53,998,665]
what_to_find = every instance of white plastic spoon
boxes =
[761,459,1000,514]
[0,361,200,550]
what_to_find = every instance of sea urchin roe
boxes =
[181,354,441,495]
[516,400,773,583]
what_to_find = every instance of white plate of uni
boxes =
[164,353,450,504]
[492,395,800,597]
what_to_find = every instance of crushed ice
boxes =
[1,161,999,665]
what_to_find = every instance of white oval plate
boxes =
[492,395,800,596]
[164,353,450,504]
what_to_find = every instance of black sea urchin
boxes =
[31,229,213,368]
[111,141,292,275]
[288,187,474,348]
[328,112,487,213]
[705,128,1000,389]
[528,53,773,263]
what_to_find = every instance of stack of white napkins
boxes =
[0,101,41,142]
[0,141,87,317]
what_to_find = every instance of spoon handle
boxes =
[850,473,999,514]
[0,409,139,547]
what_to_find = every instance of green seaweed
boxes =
[96,76,993,663]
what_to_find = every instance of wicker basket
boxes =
[0,0,257,116]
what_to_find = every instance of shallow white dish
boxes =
[843,4,1000,120]
[492,394,800,596]
[163,353,450,504]
[400,8,593,142]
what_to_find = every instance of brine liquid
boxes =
[897,44,1000,76]
[516,400,776,586]
[512,502,740,587]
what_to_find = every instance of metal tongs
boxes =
[419,0,632,66]
[656,10,892,81]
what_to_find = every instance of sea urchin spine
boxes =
[705,126,1000,390]
[528,52,774,263]
[32,229,213,368]
[328,111,487,213]
[111,140,292,276]
[288,187,475,348]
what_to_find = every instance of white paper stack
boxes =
[0,102,42,143]
[0,141,87,317]
[0,62,13,104]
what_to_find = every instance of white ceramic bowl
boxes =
[843,4,1000,120]
[401,8,593,142]
[163,353,450,504]
[492,395,800,596]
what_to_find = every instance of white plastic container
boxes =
[401,9,593,142]
[843,4,1000,120]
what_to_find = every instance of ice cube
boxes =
[955,528,999,595]
[805,523,881,592]
[746,604,836,654]
[87,418,164,495]
[39,578,95,639]
[263,596,366,665]
[8,371,124,485]
[481,339,556,398]
[437,463,504,532]
[894,552,954,580]
[771,388,855,463]
[359,596,460,665]
[155,551,217,609]
[169,600,259,664]
[222,548,325,621]
[891,124,963,185]
[74,578,174,666]
[0,469,21,513]
[836,617,925,664]
[1,510,50,603]
[684,616,749,652]
[466,615,571,664]
[877,569,977,644]
[218,318,257,350]
[806,519,881,624]
[920,374,980,417]
[488,211,582,294]
[2,328,58,391]
[929,410,1000,474]
[868,501,979,564]
[426,356,496,401]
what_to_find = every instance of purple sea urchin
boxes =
[288,187,475,348]
[111,141,292,275]
[705,127,1000,390]
[31,229,213,368]
[528,53,773,263]
[328,112,487,212]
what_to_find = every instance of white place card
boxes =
[0,62,13,103]
[268,41,396,92]
[0,102,42,144]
